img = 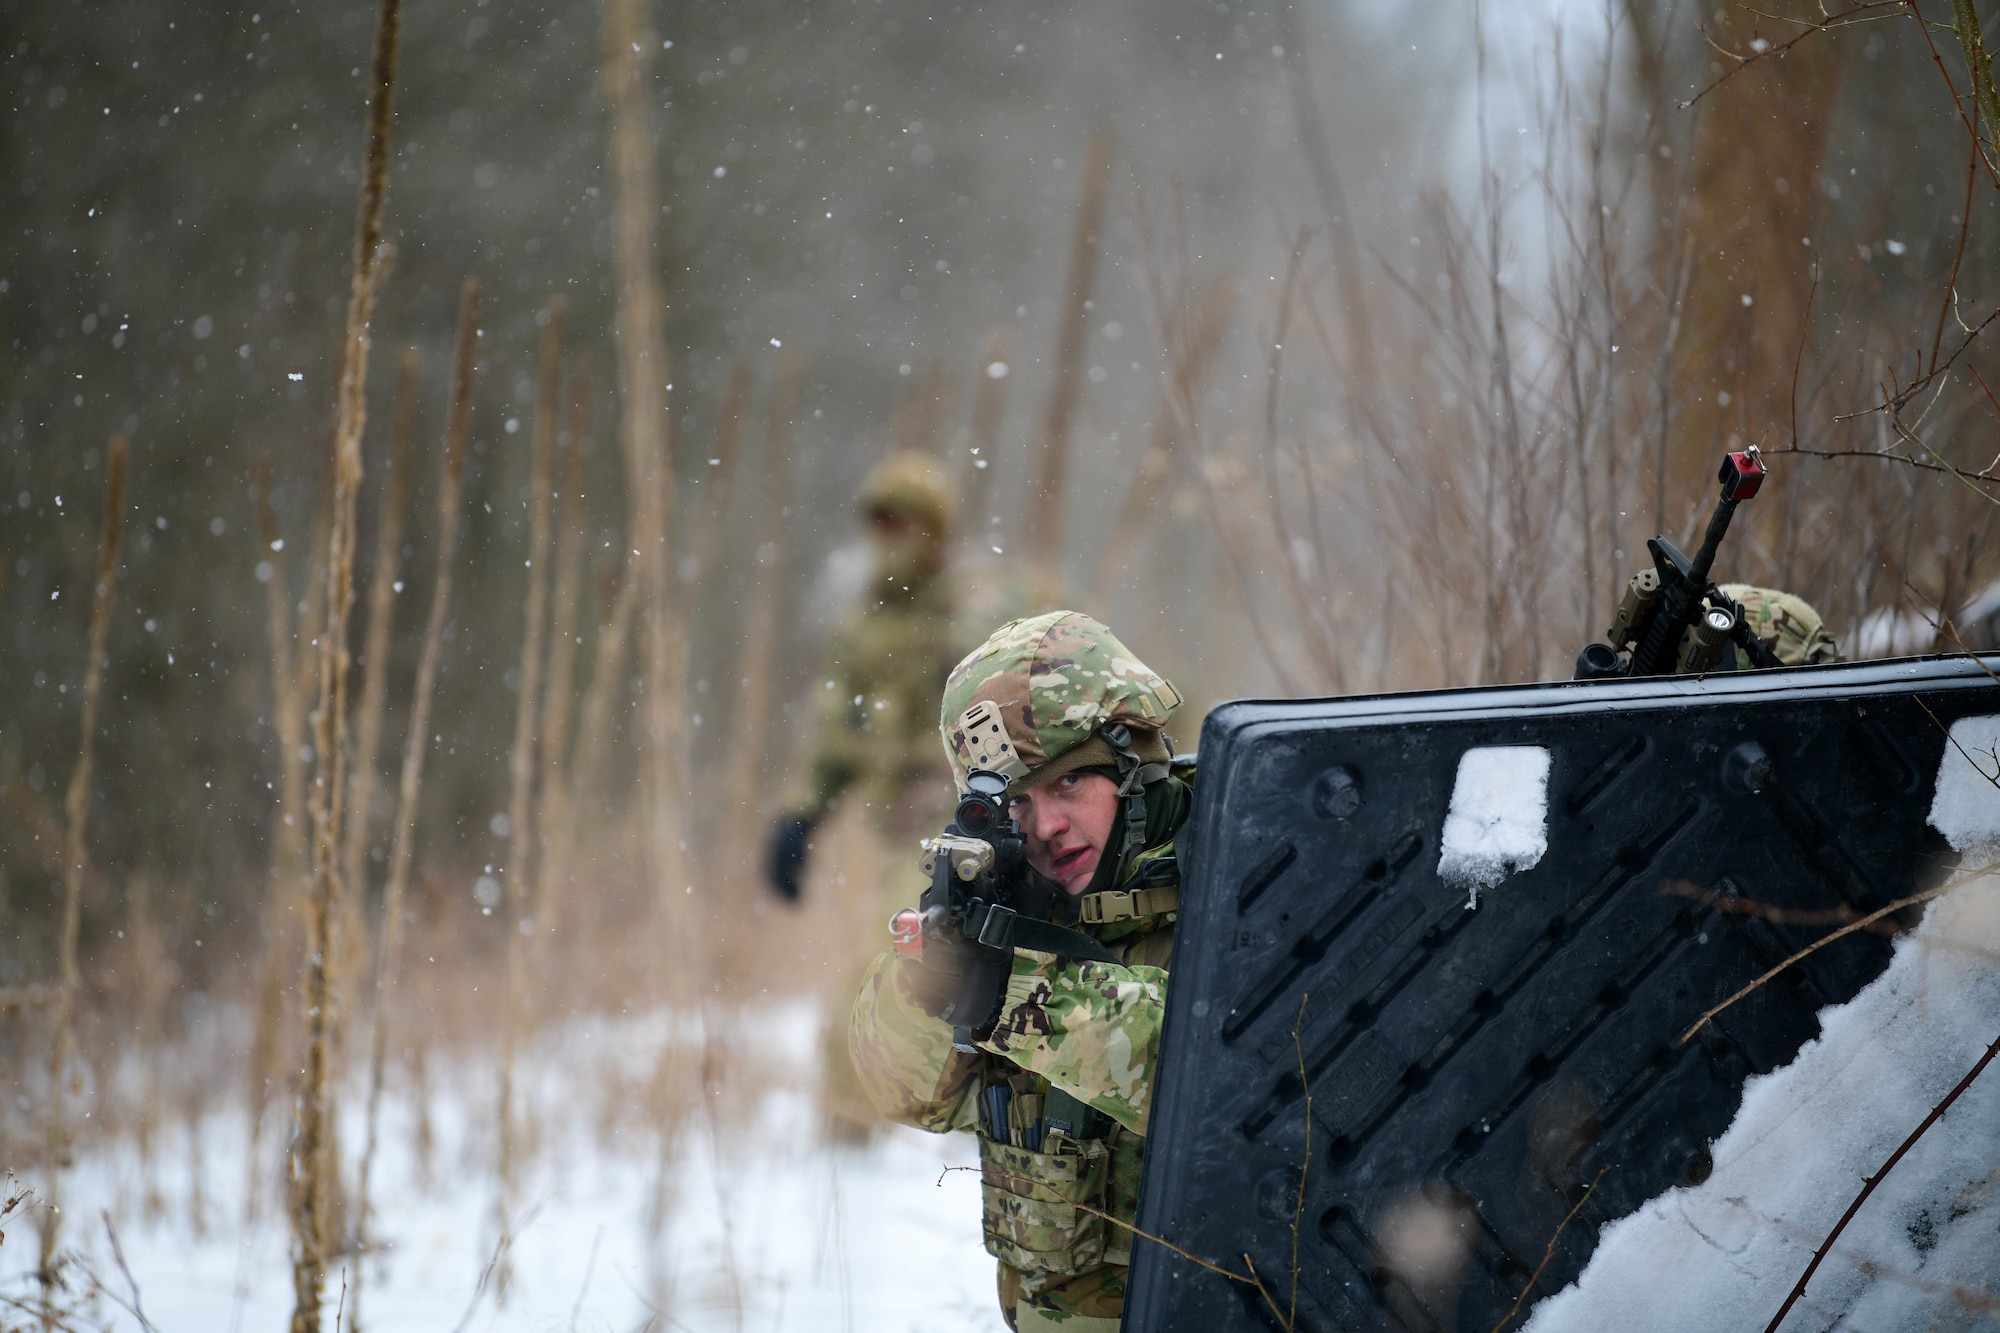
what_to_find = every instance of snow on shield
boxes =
[1436,745,1552,908]
[1926,713,2000,853]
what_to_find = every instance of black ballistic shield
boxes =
[1128,655,2000,1331]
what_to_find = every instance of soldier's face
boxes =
[1008,771,1120,896]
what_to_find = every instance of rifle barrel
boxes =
[1686,494,1740,590]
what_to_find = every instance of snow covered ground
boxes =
[2,1000,1006,1333]
[1527,872,2000,1332]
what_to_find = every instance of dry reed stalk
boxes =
[1093,277,1234,602]
[242,460,315,1222]
[684,360,752,590]
[341,347,420,912]
[602,0,690,926]
[530,357,592,943]
[1024,126,1115,563]
[569,556,641,827]
[38,434,125,1311]
[719,350,802,890]
[124,870,170,1221]
[683,361,754,889]
[291,0,401,1325]
[1254,231,1346,691]
[243,452,324,1216]
[495,300,564,1299]
[352,278,477,1333]
[962,330,1012,527]
[1273,0,1375,385]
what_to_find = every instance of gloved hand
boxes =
[766,814,816,902]
[892,907,1013,1033]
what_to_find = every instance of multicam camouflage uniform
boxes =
[850,611,1188,1331]
[1719,584,1843,669]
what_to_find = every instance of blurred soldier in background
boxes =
[767,451,1037,1133]
[851,611,1190,1332]
[767,452,967,906]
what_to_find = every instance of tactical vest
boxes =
[975,850,1180,1277]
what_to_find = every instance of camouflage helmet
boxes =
[939,610,1181,792]
[860,451,956,534]
[1718,584,1843,667]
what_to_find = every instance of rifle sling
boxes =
[970,904,1121,965]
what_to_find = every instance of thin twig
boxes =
[569,1224,605,1332]
[1681,864,1995,1044]
[1764,1026,2000,1331]
[451,1200,544,1333]
[1489,1166,1609,1333]
[1242,1251,1293,1331]
[1289,994,1312,1331]
[100,1213,159,1333]
[1662,879,1899,931]
[1789,268,1818,452]
[937,1163,1277,1302]
[1680,2,1903,110]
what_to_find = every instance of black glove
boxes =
[766,814,816,902]
[896,913,1013,1035]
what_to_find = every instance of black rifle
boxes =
[890,769,1118,1053]
[1574,448,1785,680]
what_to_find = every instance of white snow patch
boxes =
[1524,873,2000,1333]
[1436,745,1551,907]
[0,1000,1004,1332]
[1927,714,2000,853]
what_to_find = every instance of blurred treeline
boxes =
[3,0,1998,991]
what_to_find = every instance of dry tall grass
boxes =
[341,347,420,919]
[720,351,802,897]
[290,0,402,1324]
[601,0,690,952]
[353,277,479,1333]
[244,460,318,1211]
[531,358,592,946]
[38,433,124,1319]
[1024,127,1115,564]
[495,298,563,1300]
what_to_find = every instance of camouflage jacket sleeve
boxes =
[848,949,983,1133]
[977,948,1167,1136]
[786,620,866,817]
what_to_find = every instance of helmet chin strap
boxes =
[1083,723,1168,899]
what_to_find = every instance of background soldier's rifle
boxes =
[890,769,1115,1053]
[1574,447,1785,680]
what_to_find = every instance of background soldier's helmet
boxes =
[860,451,957,535]
[939,610,1181,793]
[1718,584,1843,667]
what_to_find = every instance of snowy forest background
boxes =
[5,0,2000,1327]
